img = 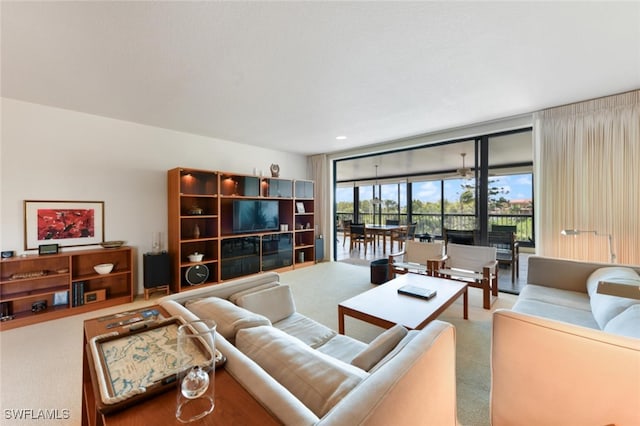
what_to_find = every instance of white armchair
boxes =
[388,240,445,280]
[437,243,498,309]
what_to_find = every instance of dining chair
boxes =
[341,219,352,247]
[391,222,417,251]
[436,243,498,309]
[349,223,375,255]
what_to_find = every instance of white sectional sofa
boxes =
[158,272,459,425]
[491,256,640,426]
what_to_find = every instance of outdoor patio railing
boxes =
[336,212,533,245]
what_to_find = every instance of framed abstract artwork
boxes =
[24,200,104,250]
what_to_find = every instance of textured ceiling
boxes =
[2,1,639,156]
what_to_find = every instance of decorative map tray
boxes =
[89,317,211,414]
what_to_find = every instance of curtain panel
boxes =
[310,154,329,261]
[534,90,640,264]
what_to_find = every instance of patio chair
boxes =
[488,231,519,283]
[349,223,375,255]
[388,240,445,280]
[443,229,478,246]
[436,243,498,309]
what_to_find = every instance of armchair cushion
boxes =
[443,243,496,272]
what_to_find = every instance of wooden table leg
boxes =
[338,305,345,334]
[463,286,468,320]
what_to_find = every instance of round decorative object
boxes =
[101,240,125,249]
[94,263,114,275]
[185,264,209,285]
[270,163,280,177]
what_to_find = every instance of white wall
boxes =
[0,98,308,294]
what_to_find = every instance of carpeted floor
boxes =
[0,261,515,426]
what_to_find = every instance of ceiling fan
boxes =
[457,153,473,178]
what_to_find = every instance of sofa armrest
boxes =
[318,320,458,426]
[491,309,640,426]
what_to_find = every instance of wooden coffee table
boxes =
[82,305,281,426]
[338,274,468,334]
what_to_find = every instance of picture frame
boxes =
[53,291,69,306]
[24,200,104,250]
[296,202,305,213]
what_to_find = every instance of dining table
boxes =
[365,224,406,254]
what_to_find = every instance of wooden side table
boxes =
[81,305,281,426]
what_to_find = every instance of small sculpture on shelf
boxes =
[270,163,280,177]
[189,204,203,215]
[193,224,201,239]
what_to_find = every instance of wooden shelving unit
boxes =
[168,167,315,292]
[0,246,133,330]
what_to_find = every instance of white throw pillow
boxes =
[236,326,368,417]
[351,324,408,371]
[228,282,279,304]
[586,267,640,329]
[604,305,640,339]
[586,267,639,297]
[235,284,296,323]
[185,297,271,342]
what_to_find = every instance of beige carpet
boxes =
[0,262,515,425]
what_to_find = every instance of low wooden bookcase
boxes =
[0,247,134,330]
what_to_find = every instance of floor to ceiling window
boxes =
[334,128,533,257]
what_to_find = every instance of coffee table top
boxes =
[339,274,467,330]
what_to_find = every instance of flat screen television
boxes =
[232,200,279,234]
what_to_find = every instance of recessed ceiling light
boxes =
[336,135,347,140]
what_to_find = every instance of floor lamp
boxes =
[560,229,616,264]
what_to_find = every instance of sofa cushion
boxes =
[604,304,640,339]
[586,267,640,328]
[185,297,271,342]
[228,282,280,304]
[518,285,591,312]
[351,324,408,371]
[273,312,337,348]
[315,334,368,364]
[236,326,368,417]
[511,299,599,329]
[235,284,296,323]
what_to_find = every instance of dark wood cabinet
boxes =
[168,168,315,292]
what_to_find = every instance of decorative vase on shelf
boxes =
[193,224,200,239]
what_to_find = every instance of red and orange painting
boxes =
[37,209,95,241]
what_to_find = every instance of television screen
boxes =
[233,200,279,233]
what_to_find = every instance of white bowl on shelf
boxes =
[94,263,114,275]
[188,253,204,262]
